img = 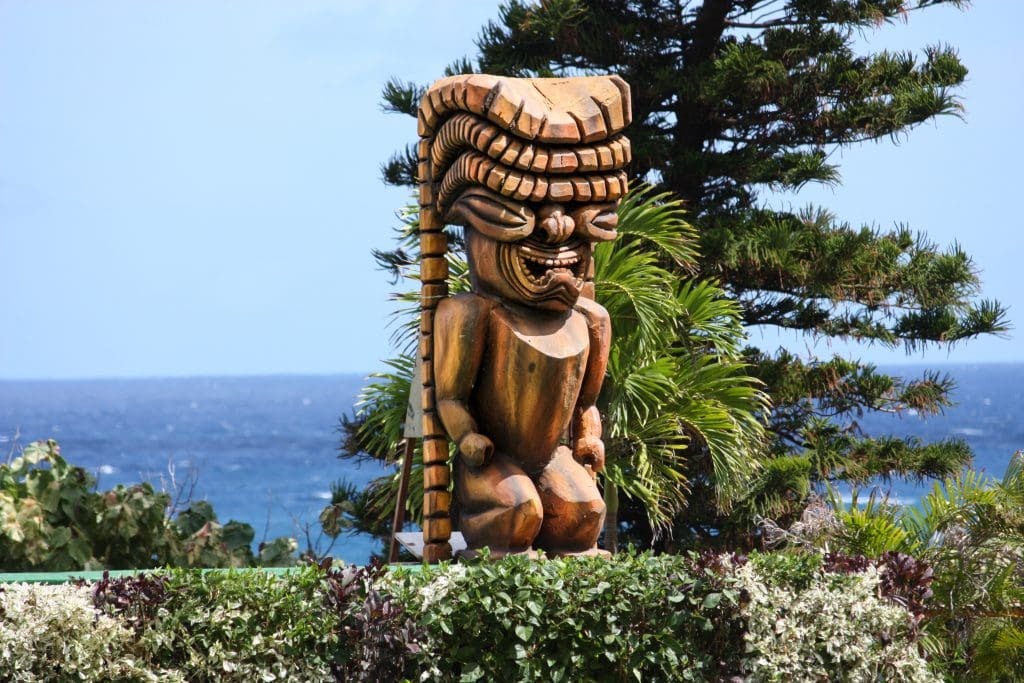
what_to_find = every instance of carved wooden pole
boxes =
[418,138,453,563]
[416,75,631,562]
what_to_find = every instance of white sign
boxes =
[403,356,424,438]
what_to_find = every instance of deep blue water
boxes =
[0,374,389,564]
[0,364,1021,564]
[846,363,1024,504]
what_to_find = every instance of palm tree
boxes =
[592,187,767,549]
[331,188,768,552]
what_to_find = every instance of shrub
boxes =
[0,582,157,682]
[86,562,418,682]
[326,561,423,682]
[0,552,932,682]
[386,551,930,682]
[0,440,297,571]
[387,552,738,682]
[738,553,933,682]
[764,455,1024,680]
[130,566,340,682]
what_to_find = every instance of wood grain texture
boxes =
[435,151,628,212]
[423,516,452,543]
[420,231,447,256]
[423,463,449,490]
[421,411,445,439]
[420,256,448,283]
[422,437,449,465]
[430,113,630,178]
[420,283,448,309]
[424,490,451,517]
[422,541,452,563]
[418,75,631,142]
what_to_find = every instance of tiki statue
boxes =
[417,74,632,562]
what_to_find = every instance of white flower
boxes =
[416,563,468,610]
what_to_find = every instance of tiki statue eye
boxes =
[572,204,619,242]
[444,188,536,242]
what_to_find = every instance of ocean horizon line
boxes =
[2,359,1023,384]
[0,371,373,384]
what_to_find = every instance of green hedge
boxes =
[0,552,932,682]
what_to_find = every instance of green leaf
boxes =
[67,537,92,566]
[221,520,255,551]
[48,526,70,548]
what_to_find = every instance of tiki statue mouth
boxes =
[498,236,589,310]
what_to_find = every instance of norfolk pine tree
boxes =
[374,0,1007,549]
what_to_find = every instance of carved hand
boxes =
[458,432,494,469]
[573,436,605,473]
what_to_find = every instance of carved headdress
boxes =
[416,75,632,561]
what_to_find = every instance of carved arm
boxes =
[573,297,612,473]
[433,293,496,468]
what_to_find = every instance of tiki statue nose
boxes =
[536,204,575,243]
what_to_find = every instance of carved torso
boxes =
[472,300,590,474]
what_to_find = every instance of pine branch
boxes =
[379,78,424,117]
[379,144,418,187]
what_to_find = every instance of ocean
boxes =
[843,363,1024,502]
[0,374,388,564]
[1,363,1021,565]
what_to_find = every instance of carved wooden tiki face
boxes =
[419,75,632,311]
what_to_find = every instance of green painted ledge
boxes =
[0,564,427,584]
[0,568,298,584]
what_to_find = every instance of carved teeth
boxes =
[516,246,584,288]
[520,253,579,266]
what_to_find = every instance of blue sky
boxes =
[1,1,1020,379]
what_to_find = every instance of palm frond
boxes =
[594,240,680,356]
[346,356,414,461]
[596,188,768,528]
[674,279,748,359]
[614,185,699,269]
